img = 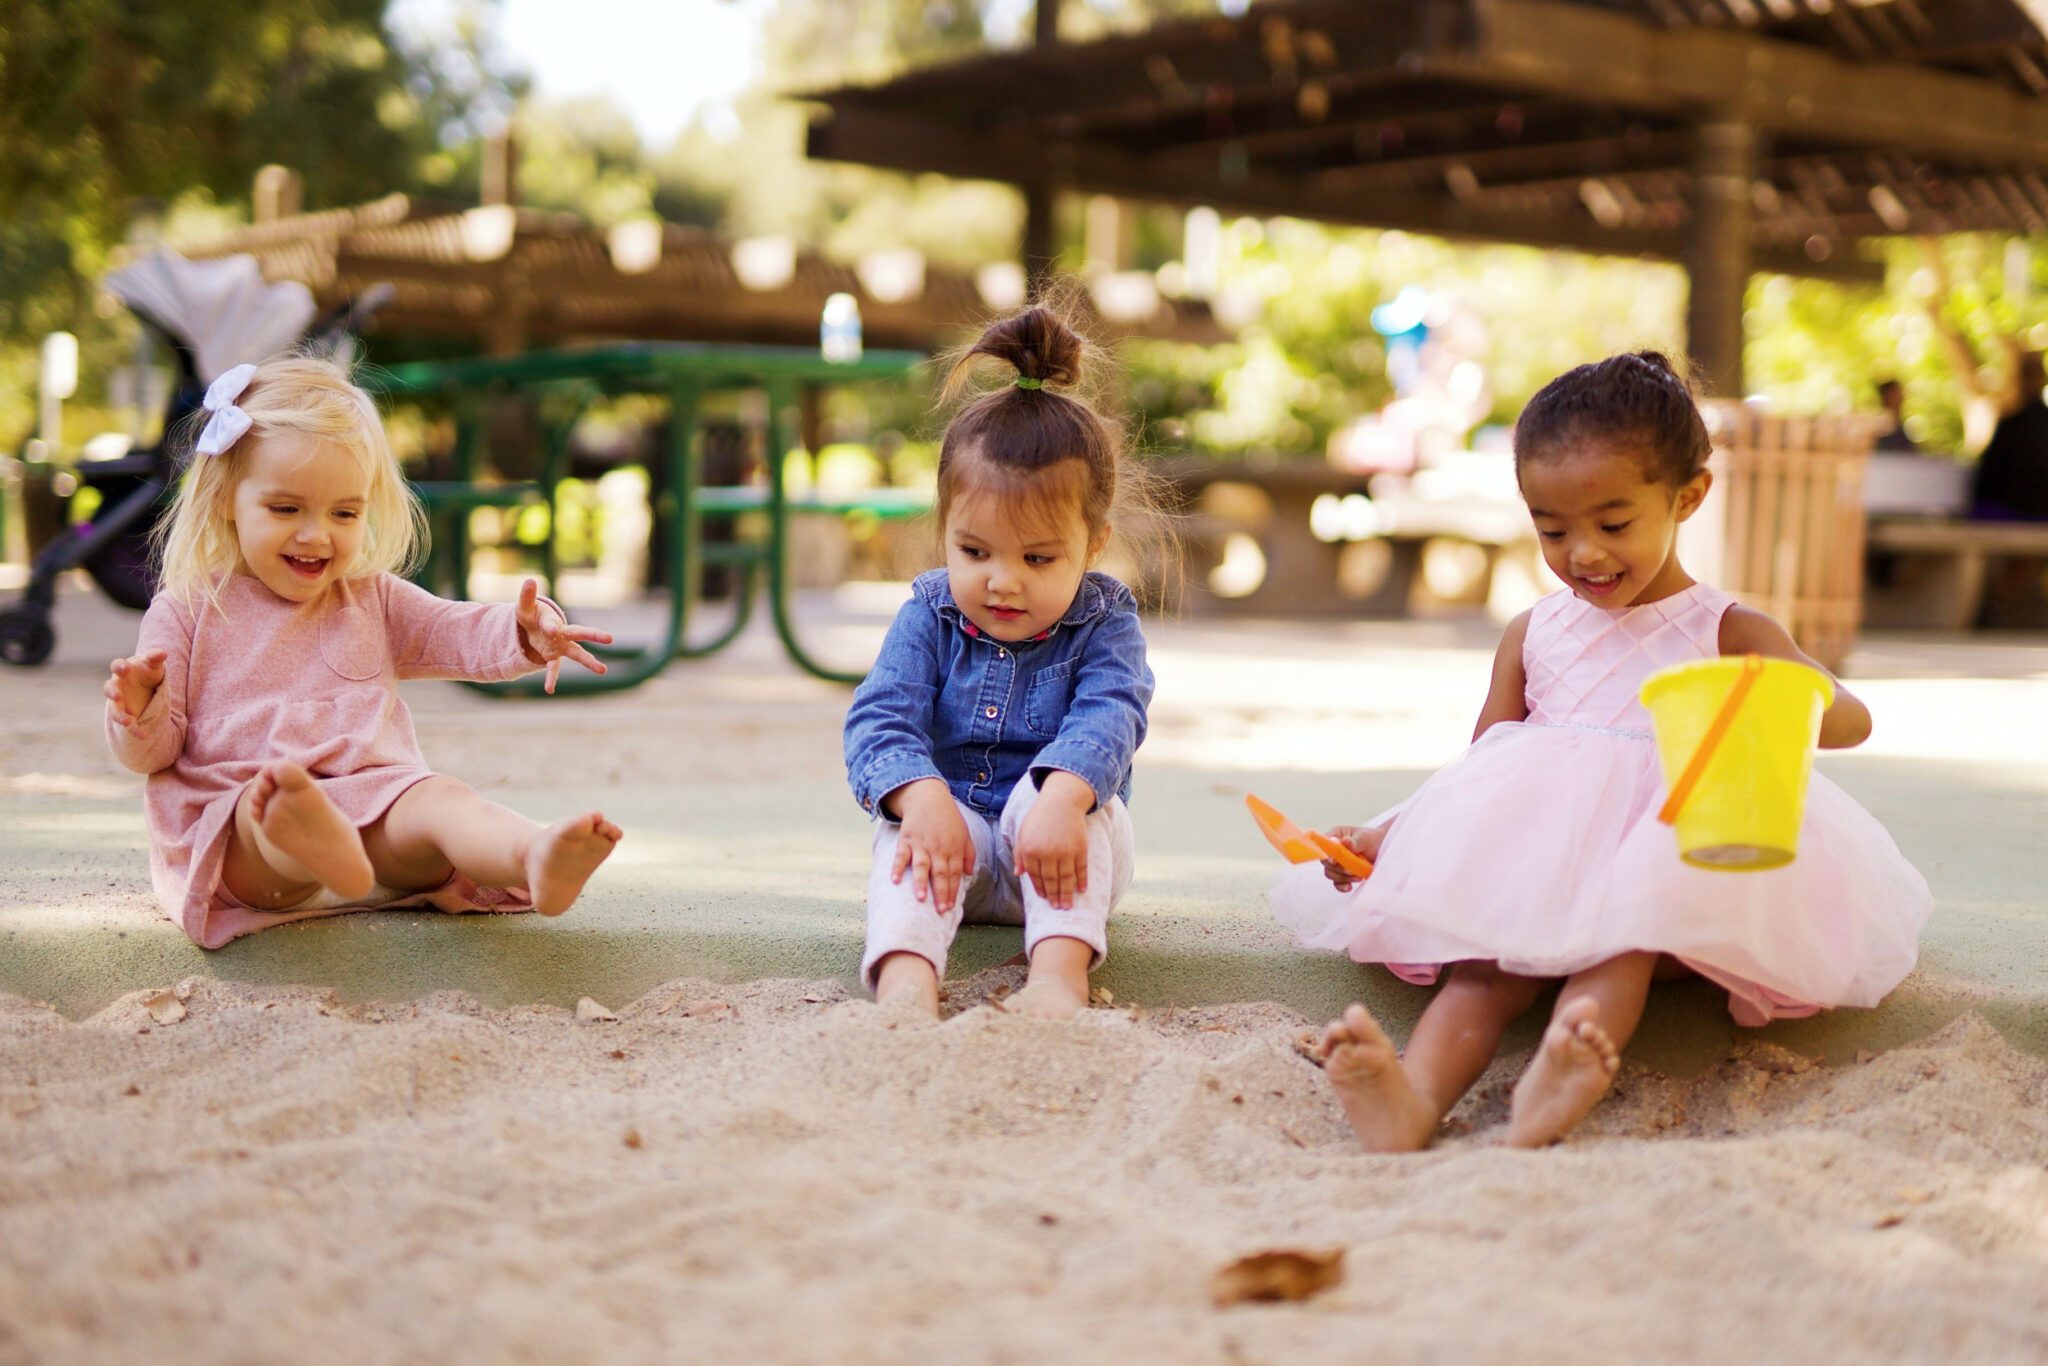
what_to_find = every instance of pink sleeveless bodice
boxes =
[1522,582,1735,734]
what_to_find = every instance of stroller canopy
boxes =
[104,250,318,385]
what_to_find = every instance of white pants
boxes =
[860,776,1135,989]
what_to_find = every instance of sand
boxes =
[8,590,2048,1359]
[4,971,2045,1364]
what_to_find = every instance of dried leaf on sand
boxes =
[1210,1247,1346,1307]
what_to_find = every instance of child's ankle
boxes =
[873,953,940,1013]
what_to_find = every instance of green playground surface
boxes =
[4,581,2044,1074]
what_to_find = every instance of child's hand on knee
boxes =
[104,649,168,732]
[890,780,973,912]
[515,579,616,694]
[1322,823,1386,891]
[1016,772,1094,910]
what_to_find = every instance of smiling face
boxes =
[943,463,1106,642]
[227,432,371,604]
[1519,444,1709,609]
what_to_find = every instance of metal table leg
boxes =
[761,379,868,684]
[471,378,701,697]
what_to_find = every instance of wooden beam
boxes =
[806,102,1882,281]
[1312,125,1687,191]
[1079,78,1507,157]
[816,1,1469,134]
[1430,0,2048,164]
[817,0,2048,168]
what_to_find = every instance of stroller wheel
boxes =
[0,605,56,667]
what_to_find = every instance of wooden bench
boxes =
[1155,456,1528,617]
[1865,516,2048,629]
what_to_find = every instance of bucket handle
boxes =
[1657,653,1765,826]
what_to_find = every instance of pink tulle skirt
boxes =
[1270,721,1932,1026]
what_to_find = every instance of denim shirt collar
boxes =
[911,568,1110,637]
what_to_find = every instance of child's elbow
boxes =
[1821,706,1872,750]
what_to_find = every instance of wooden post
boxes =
[1023,177,1058,298]
[481,131,519,207]
[253,166,302,223]
[1684,119,1757,397]
[1020,0,1064,296]
[1036,0,1061,47]
[487,261,531,357]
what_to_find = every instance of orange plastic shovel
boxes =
[1245,794,1374,879]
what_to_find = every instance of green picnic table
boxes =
[370,342,929,693]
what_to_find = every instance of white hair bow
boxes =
[194,363,259,457]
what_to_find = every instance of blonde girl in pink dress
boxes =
[1273,352,1931,1151]
[103,357,623,948]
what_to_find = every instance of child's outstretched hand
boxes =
[515,579,615,694]
[104,648,168,732]
[1321,823,1387,892]
[890,779,975,913]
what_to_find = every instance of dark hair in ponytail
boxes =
[1513,350,1713,488]
[933,303,1128,544]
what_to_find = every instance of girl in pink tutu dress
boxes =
[104,356,622,948]
[1273,352,1931,1151]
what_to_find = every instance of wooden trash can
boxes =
[1679,404,1887,673]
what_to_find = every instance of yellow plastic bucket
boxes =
[1639,654,1833,871]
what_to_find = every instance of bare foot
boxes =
[1505,996,1621,1148]
[1319,1003,1440,1153]
[522,812,621,916]
[250,763,374,899]
[873,953,941,1020]
[1007,976,1088,1021]
[1009,937,1092,1021]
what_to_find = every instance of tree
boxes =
[0,0,522,444]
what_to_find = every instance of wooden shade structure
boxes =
[174,192,1230,356]
[805,0,2048,394]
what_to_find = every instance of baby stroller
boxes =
[0,251,384,666]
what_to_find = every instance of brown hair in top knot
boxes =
[1512,348,1712,488]
[933,304,1120,541]
[956,304,1084,388]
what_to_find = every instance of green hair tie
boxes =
[1013,376,1045,390]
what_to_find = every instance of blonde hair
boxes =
[155,355,425,605]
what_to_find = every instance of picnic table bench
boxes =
[1155,455,1529,616]
[1864,515,2048,629]
[372,342,928,692]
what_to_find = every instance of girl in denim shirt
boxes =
[844,307,1156,1020]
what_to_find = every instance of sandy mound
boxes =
[3,974,2045,1364]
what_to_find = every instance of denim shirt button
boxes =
[984,705,998,719]
[998,648,1007,658]
[977,770,988,781]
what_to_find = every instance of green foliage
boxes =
[1123,220,1686,457]
[10,0,2037,469]
[1748,237,2048,454]
[0,0,521,446]
[516,97,655,227]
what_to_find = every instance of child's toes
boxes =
[1579,1021,1620,1072]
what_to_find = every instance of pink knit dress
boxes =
[106,573,545,947]
[1271,583,1933,1025]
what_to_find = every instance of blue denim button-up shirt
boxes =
[844,569,1154,820]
